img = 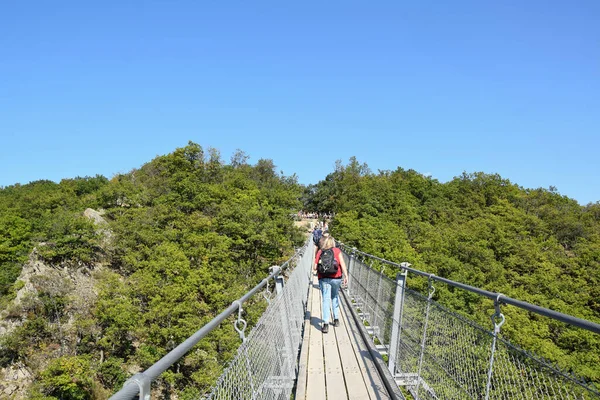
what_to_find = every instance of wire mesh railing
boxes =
[206,241,314,400]
[109,239,313,400]
[339,243,600,400]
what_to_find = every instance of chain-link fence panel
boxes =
[354,257,369,316]
[339,246,600,400]
[374,273,396,349]
[396,288,428,385]
[489,338,599,400]
[345,253,389,344]
[409,295,493,400]
[206,245,314,400]
[364,265,379,332]
[406,293,600,400]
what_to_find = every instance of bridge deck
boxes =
[295,276,391,400]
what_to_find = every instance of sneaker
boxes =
[333,319,340,327]
[322,324,329,333]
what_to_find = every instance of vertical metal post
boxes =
[271,265,284,296]
[484,295,505,400]
[364,261,372,322]
[347,247,357,296]
[388,270,407,375]
[375,266,385,340]
[398,263,410,346]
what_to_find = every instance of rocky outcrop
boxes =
[0,208,112,398]
[0,363,33,400]
[84,208,112,245]
[83,208,107,225]
[0,255,104,398]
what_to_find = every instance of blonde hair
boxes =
[321,236,335,250]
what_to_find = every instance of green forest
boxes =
[0,143,304,399]
[306,157,600,388]
[1,143,599,398]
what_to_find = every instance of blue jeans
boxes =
[319,278,342,324]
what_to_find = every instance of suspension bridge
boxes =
[110,239,600,400]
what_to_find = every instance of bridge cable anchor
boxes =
[427,274,436,300]
[263,276,272,304]
[484,293,506,400]
[492,293,506,332]
[232,300,247,342]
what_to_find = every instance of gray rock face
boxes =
[0,363,33,400]
[84,208,112,244]
[84,208,107,225]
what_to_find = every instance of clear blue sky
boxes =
[1,1,599,204]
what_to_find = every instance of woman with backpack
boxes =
[313,236,348,333]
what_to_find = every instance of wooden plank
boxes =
[297,267,392,400]
[306,278,326,400]
[324,319,348,400]
[335,302,372,400]
[294,281,313,400]
[341,299,392,400]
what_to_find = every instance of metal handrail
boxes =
[109,242,308,400]
[338,242,600,335]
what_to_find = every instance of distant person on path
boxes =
[314,236,348,333]
[312,225,323,249]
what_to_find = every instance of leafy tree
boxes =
[0,212,31,297]
[15,141,306,396]
[38,356,94,400]
[35,211,102,267]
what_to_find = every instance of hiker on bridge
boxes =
[313,235,348,333]
[312,224,323,249]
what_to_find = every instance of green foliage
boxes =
[29,275,74,323]
[35,211,102,266]
[60,175,109,198]
[0,262,22,299]
[0,176,108,300]
[0,214,31,296]
[0,214,31,262]
[87,142,303,394]
[312,159,600,385]
[94,271,139,358]
[1,142,304,397]
[0,316,52,367]
[38,356,94,400]
[97,357,127,390]
[179,386,202,400]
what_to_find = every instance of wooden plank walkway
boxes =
[295,275,392,400]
